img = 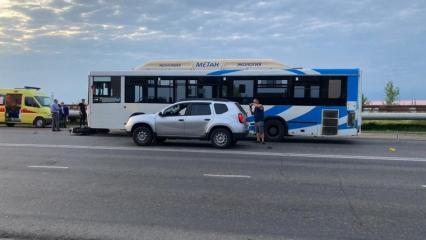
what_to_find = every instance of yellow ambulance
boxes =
[0,87,52,127]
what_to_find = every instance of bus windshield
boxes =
[35,96,52,107]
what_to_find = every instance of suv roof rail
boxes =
[177,98,231,102]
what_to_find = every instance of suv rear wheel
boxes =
[210,128,232,148]
[133,126,153,146]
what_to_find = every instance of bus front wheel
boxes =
[265,119,285,142]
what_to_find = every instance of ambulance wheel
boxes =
[34,117,46,128]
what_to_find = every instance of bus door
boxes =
[91,76,123,129]
[0,94,5,123]
[22,96,40,124]
[5,94,22,123]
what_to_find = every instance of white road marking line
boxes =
[421,185,426,188]
[203,174,251,179]
[27,165,69,169]
[1,142,426,163]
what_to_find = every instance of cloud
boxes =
[1,0,423,53]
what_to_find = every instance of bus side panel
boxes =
[245,105,350,136]
[348,74,361,132]
[347,75,359,103]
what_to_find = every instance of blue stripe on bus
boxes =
[246,105,291,122]
[286,69,306,75]
[207,69,241,76]
[247,106,348,122]
[266,105,292,116]
[247,105,355,130]
[312,69,359,75]
[289,107,322,124]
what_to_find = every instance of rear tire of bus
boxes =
[133,126,153,146]
[34,117,46,128]
[265,119,285,142]
[6,123,15,127]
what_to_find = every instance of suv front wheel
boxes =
[210,128,232,148]
[133,126,153,146]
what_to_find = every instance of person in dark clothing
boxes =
[51,99,60,131]
[78,99,87,127]
[58,102,63,127]
[61,102,69,128]
[250,98,265,144]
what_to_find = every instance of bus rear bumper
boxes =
[337,128,359,136]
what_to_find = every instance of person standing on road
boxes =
[250,98,265,144]
[61,102,69,128]
[50,99,61,131]
[78,99,87,128]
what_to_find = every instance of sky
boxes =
[0,0,425,103]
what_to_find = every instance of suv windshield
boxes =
[163,103,188,116]
[35,96,52,107]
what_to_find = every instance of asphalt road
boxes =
[1,126,426,240]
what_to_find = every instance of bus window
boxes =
[232,80,253,104]
[176,80,186,101]
[157,79,174,103]
[93,76,121,103]
[187,78,219,99]
[221,84,229,98]
[125,77,155,103]
[294,86,305,98]
[328,79,342,99]
[310,85,320,98]
[257,79,288,97]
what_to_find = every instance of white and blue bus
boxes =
[88,59,361,140]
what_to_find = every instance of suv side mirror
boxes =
[159,111,164,117]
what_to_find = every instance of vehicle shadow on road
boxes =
[279,136,356,144]
[158,141,251,150]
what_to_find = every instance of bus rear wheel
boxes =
[265,119,285,142]
[6,123,15,127]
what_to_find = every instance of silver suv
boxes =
[125,100,249,148]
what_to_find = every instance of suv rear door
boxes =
[184,102,213,138]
